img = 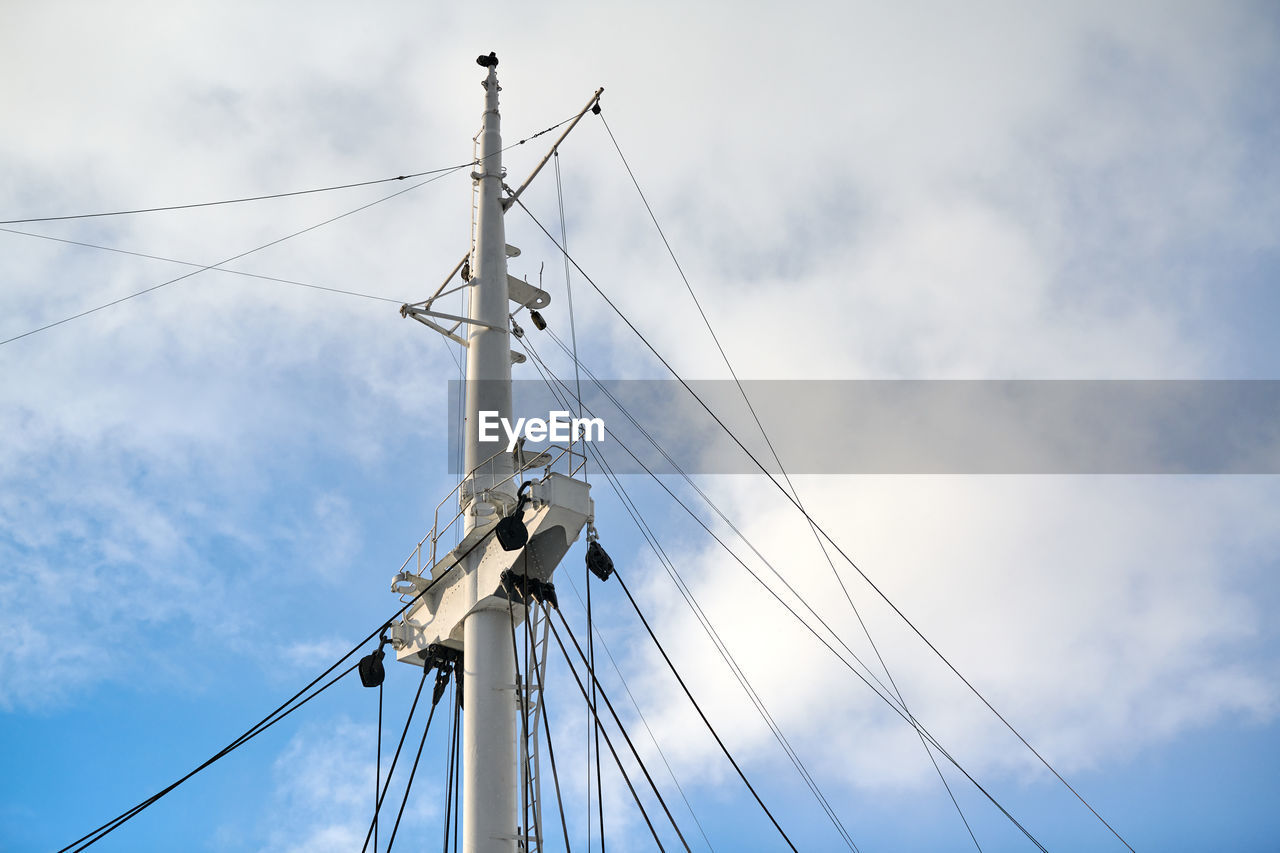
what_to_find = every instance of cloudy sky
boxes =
[2,2,1279,851]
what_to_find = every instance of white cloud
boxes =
[0,5,1277,847]
[620,475,1279,793]
[259,715,442,853]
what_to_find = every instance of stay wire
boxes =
[533,328,910,713]
[553,150,586,478]
[60,660,358,853]
[452,705,461,853]
[544,606,668,852]
[0,168,464,225]
[524,560,544,850]
[551,606,693,852]
[506,560,541,851]
[2,111,581,349]
[518,336,822,851]
[442,683,460,853]
[554,569,716,853]
[598,112,982,853]
[517,336,1039,851]
[517,335,824,850]
[2,111,580,225]
[376,681,384,853]
[385,669,449,852]
[1,166,463,348]
[513,196,1125,851]
[0,227,406,304]
[618,561,1055,853]
[587,556,606,853]
[580,451,855,851]
[362,665,431,853]
[532,601,575,853]
[598,566,799,853]
[54,529,493,853]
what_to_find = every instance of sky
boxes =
[2,1,1279,851]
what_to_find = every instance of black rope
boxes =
[524,566,542,849]
[376,681,384,853]
[518,335,854,850]
[587,558,607,853]
[58,659,357,852]
[386,666,452,852]
[513,196,1110,851]
[362,665,431,853]
[550,606,693,852]
[602,567,800,853]
[532,608,574,853]
[559,569,717,853]
[544,605,667,852]
[441,683,460,853]
[451,701,461,853]
[55,516,497,853]
[506,564,539,853]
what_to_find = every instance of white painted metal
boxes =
[462,62,520,853]
[463,606,518,853]
[404,86,602,314]
[390,58,596,853]
[388,474,594,655]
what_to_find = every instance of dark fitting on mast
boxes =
[476,52,499,68]
[495,480,534,551]
[528,309,547,331]
[586,540,614,581]
[359,647,386,688]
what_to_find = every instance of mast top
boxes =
[476,51,499,68]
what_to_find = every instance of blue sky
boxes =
[2,2,1279,851]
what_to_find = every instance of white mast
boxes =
[388,54,596,853]
[463,54,518,853]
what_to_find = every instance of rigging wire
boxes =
[555,569,717,853]
[550,605,694,852]
[515,341,807,852]
[516,333,1046,852]
[513,195,1129,851]
[553,150,586,475]
[0,111,581,225]
[587,552,607,853]
[516,333,850,850]
[596,111,983,852]
[0,167,463,348]
[542,603,669,853]
[376,680,384,853]
[60,660,358,853]
[506,559,542,852]
[363,665,432,853]
[0,167,465,225]
[441,684,461,853]
[385,668,451,852]
[0,226,407,304]
[532,327,907,712]
[532,601,575,853]
[1,111,583,349]
[54,529,495,853]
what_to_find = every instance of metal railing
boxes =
[393,442,586,600]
